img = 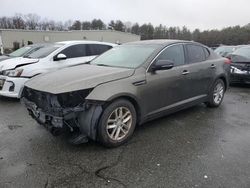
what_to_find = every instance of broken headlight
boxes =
[57,89,93,108]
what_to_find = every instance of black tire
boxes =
[206,79,225,108]
[97,99,137,148]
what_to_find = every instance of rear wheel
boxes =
[97,99,137,147]
[206,79,225,108]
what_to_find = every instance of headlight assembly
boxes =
[3,69,23,77]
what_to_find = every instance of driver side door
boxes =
[142,44,190,118]
[53,44,94,69]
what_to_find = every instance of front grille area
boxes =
[22,87,92,116]
[22,87,63,116]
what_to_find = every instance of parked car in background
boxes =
[214,45,238,57]
[22,40,230,147]
[230,46,250,84]
[0,44,45,62]
[0,41,116,98]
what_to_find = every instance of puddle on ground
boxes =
[7,125,23,130]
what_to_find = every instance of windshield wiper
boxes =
[95,64,111,67]
[23,55,32,58]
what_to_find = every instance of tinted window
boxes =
[87,44,112,56]
[60,44,86,58]
[186,44,205,63]
[156,45,185,66]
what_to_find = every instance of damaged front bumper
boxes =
[21,87,104,140]
[22,97,83,129]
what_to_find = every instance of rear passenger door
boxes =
[184,44,214,98]
[56,44,91,67]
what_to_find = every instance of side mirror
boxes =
[151,60,174,72]
[54,53,67,61]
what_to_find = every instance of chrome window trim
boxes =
[146,43,187,73]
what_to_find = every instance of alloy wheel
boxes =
[106,107,132,141]
[213,82,224,104]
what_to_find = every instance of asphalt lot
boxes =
[0,85,250,188]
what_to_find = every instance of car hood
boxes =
[0,57,39,71]
[0,55,10,62]
[25,64,135,94]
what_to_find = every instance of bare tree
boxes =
[24,13,40,30]
[12,13,25,29]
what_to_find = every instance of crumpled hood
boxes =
[25,64,135,94]
[0,57,39,71]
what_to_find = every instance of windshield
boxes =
[90,45,158,68]
[232,47,250,63]
[25,44,63,59]
[8,46,32,57]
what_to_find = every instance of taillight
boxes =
[224,59,231,64]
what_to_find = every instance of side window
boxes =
[86,44,112,56]
[203,47,210,59]
[156,44,185,66]
[186,44,205,63]
[60,44,86,58]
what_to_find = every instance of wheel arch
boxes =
[107,94,142,125]
[217,74,228,90]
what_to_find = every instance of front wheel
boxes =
[206,79,225,108]
[97,99,137,147]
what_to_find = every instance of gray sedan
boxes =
[22,40,230,147]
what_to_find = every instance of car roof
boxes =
[235,45,250,50]
[55,40,116,46]
[124,39,194,46]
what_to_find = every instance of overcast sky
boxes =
[0,0,249,30]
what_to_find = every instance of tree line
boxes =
[1,13,250,47]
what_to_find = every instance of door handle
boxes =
[211,64,216,68]
[182,70,190,75]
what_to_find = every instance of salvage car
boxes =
[0,44,45,62]
[230,46,250,84]
[22,40,230,147]
[0,41,115,98]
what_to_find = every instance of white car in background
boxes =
[0,41,116,98]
